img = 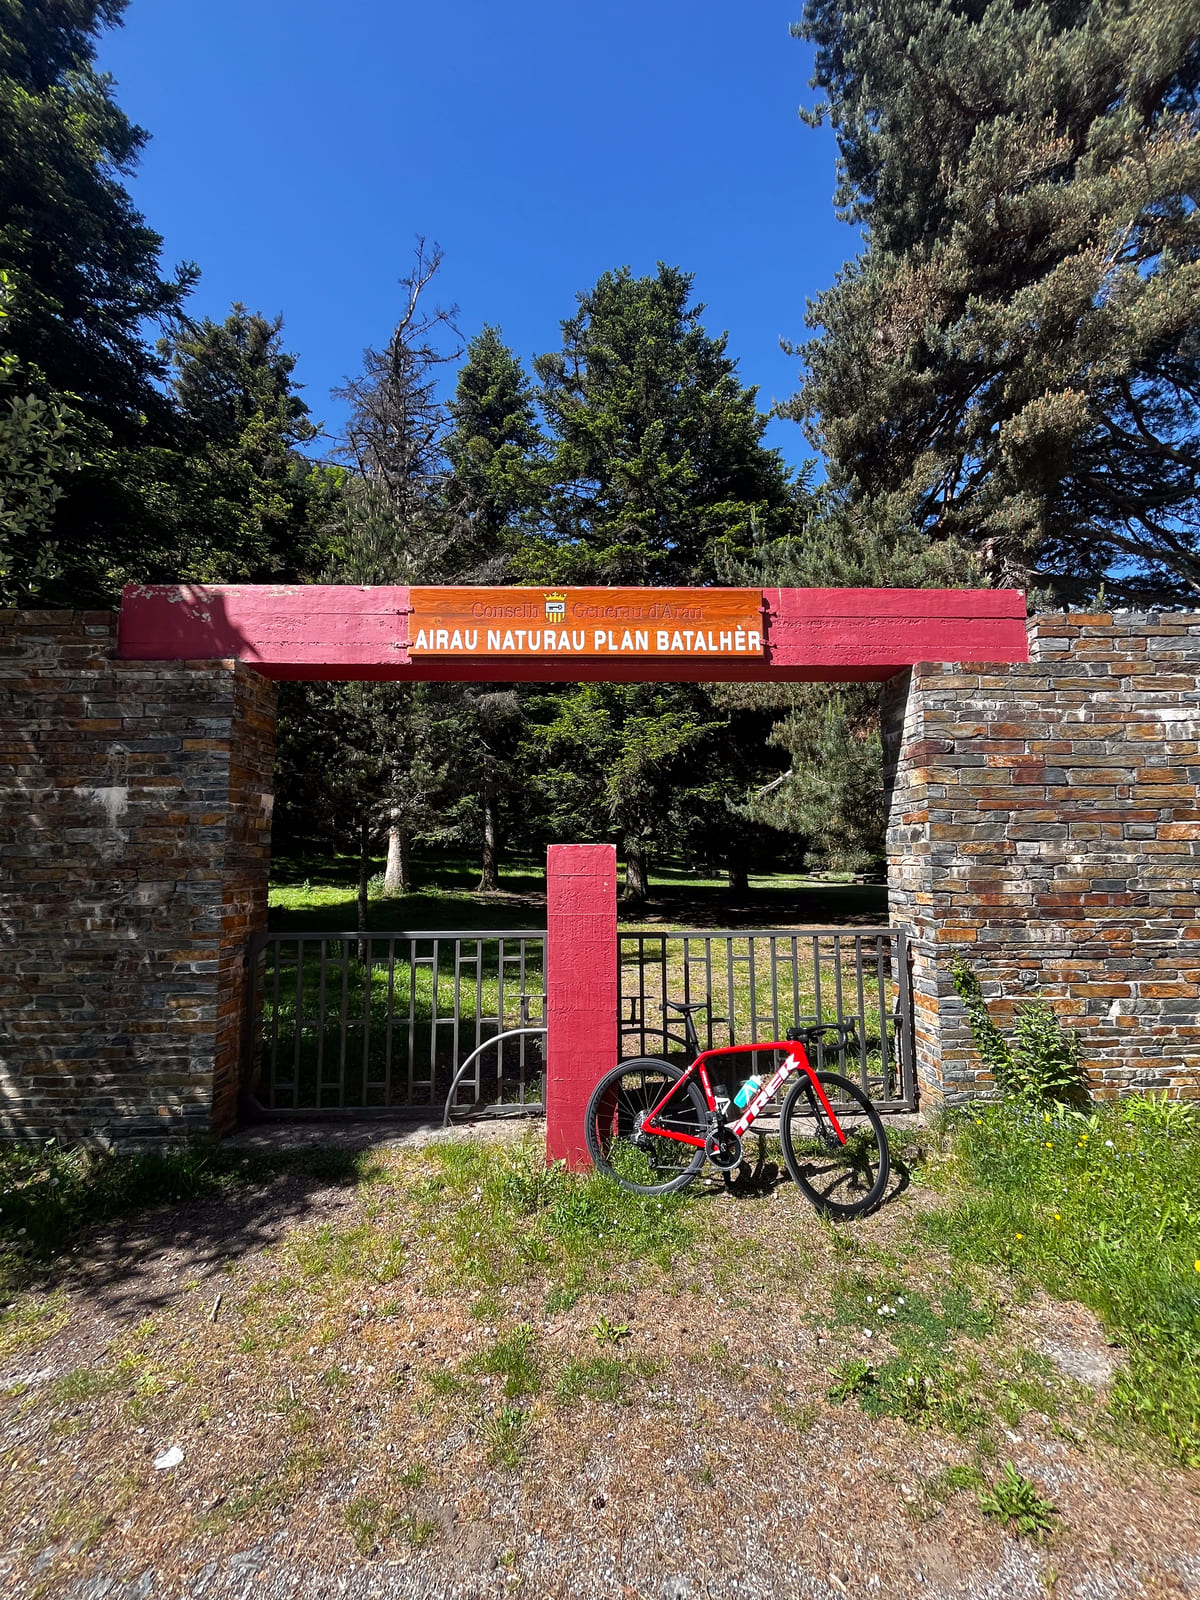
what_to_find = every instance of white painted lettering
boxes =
[735,629,746,652]
[465,630,478,649]
[435,628,449,650]
[749,630,761,652]
[720,631,732,651]
[415,629,428,650]
[693,631,707,652]
[515,630,527,649]
[620,629,634,651]
[503,630,515,650]
[635,630,648,651]
[544,630,557,651]
[594,629,607,651]
[657,630,669,650]
[488,630,501,650]
[671,631,684,651]
[449,629,463,650]
[572,631,585,650]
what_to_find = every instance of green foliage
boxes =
[159,305,330,583]
[977,1461,1058,1539]
[446,324,545,573]
[739,686,885,872]
[552,1355,657,1406]
[791,0,1200,601]
[533,679,730,903]
[535,263,797,583]
[412,1136,697,1295]
[924,1100,1200,1464]
[0,271,83,601]
[952,961,1086,1105]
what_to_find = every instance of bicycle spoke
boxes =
[585,1059,707,1195]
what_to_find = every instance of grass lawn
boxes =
[0,1099,1198,1597]
[267,851,889,934]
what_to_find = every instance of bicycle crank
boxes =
[704,1128,744,1171]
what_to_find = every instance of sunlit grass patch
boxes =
[412,1136,700,1296]
[0,1289,69,1361]
[552,1354,661,1406]
[481,1403,531,1468]
[924,1098,1200,1464]
[467,1322,541,1398]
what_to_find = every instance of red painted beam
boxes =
[118,583,1028,680]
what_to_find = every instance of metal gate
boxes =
[618,927,915,1112]
[244,930,545,1116]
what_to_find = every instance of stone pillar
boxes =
[0,611,276,1145]
[884,611,1200,1104]
[544,843,618,1168]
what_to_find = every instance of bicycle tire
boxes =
[584,1057,708,1195]
[780,1069,890,1219]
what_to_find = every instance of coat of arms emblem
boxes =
[544,592,566,621]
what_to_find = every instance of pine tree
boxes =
[445,325,545,579]
[790,0,1200,600]
[162,305,332,582]
[536,264,795,583]
[0,0,196,600]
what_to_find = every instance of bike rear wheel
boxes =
[780,1069,889,1219]
[584,1058,707,1195]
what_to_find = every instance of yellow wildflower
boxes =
[1045,1141,1053,1148]
[1015,1233,1024,1240]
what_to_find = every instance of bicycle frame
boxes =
[641,1042,846,1148]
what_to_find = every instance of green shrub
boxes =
[951,961,1086,1105]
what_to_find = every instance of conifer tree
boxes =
[0,0,196,599]
[162,305,332,583]
[445,325,545,578]
[790,0,1200,600]
[536,264,795,582]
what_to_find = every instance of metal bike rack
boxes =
[441,1027,547,1129]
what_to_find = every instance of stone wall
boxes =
[0,611,276,1145]
[884,611,1200,1103]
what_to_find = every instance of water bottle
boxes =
[733,1073,763,1110]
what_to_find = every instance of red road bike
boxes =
[584,1001,890,1218]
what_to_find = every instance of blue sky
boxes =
[98,1,857,474]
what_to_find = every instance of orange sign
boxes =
[408,587,765,659]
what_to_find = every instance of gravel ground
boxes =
[1,1120,1197,1600]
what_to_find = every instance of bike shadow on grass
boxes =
[694,1141,915,1212]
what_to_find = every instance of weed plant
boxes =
[926,1098,1200,1464]
[977,1461,1058,1538]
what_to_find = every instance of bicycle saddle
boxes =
[664,999,709,1015]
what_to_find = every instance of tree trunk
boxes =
[382,812,411,897]
[727,852,749,896]
[476,781,499,892]
[623,840,650,908]
[356,817,371,962]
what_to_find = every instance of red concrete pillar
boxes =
[545,844,618,1168]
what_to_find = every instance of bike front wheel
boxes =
[584,1058,708,1195]
[780,1069,889,1219]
